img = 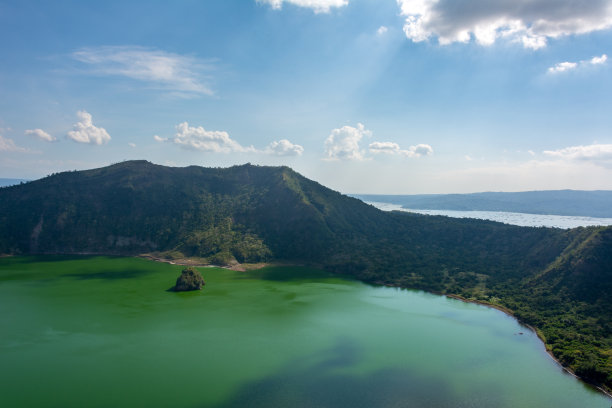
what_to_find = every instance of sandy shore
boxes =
[139,254,268,272]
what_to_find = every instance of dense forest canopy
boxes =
[0,160,610,392]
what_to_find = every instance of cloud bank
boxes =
[0,135,30,153]
[548,54,607,74]
[266,139,304,156]
[324,123,433,160]
[25,128,56,142]
[397,0,612,49]
[172,122,252,153]
[259,0,348,13]
[544,143,612,167]
[369,141,433,158]
[72,46,213,96]
[67,111,111,145]
[160,122,303,156]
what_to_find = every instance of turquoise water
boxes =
[0,256,610,407]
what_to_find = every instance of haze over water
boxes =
[1,256,609,407]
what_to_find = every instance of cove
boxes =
[0,256,610,408]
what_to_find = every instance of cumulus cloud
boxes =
[259,0,348,13]
[0,135,30,153]
[377,26,388,36]
[397,0,612,49]
[72,46,213,96]
[591,54,608,65]
[324,123,371,160]
[548,54,608,74]
[128,142,136,148]
[171,122,254,153]
[153,135,168,142]
[369,141,433,158]
[67,111,111,145]
[25,128,55,142]
[548,61,578,74]
[266,139,304,156]
[543,143,612,167]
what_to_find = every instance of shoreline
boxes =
[138,254,269,272]
[441,292,612,399]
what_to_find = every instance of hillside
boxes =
[0,160,610,392]
[357,190,612,218]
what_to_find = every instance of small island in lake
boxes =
[174,267,205,291]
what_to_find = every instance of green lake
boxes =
[1,256,610,407]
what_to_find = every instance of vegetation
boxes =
[174,267,205,291]
[0,160,610,392]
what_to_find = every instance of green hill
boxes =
[0,160,610,392]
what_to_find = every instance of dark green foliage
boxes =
[174,267,205,291]
[0,160,610,391]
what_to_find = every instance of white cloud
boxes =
[377,26,388,36]
[259,0,348,13]
[153,135,168,143]
[324,123,371,160]
[397,0,612,49]
[0,134,30,153]
[128,142,136,148]
[25,128,55,142]
[369,141,402,154]
[590,54,608,65]
[548,54,608,74]
[266,139,304,156]
[67,111,111,145]
[548,61,577,74]
[369,141,433,158]
[172,122,253,153]
[72,46,213,96]
[543,143,612,167]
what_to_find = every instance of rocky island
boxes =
[174,267,205,291]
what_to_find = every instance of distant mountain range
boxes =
[0,161,610,391]
[356,190,612,218]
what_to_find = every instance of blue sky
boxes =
[1,0,611,193]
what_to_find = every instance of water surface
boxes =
[367,201,612,228]
[0,256,609,407]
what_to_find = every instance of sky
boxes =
[1,0,611,194]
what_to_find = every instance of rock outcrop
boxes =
[174,267,205,291]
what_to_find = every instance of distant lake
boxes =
[1,256,610,407]
[366,201,612,229]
